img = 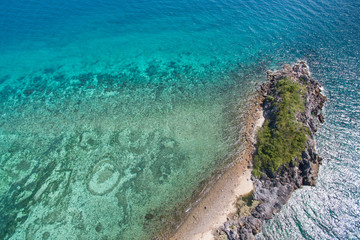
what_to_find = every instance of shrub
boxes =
[253,77,307,177]
[266,95,274,102]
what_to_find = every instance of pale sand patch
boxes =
[171,97,265,240]
[255,114,265,130]
[171,165,253,240]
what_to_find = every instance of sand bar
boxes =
[171,92,265,240]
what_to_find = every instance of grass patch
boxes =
[241,191,254,207]
[253,77,308,177]
[266,95,274,102]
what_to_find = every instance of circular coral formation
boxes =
[87,160,121,195]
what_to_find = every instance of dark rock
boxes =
[95,222,102,232]
[145,213,154,220]
[23,89,34,96]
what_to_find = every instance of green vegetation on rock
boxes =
[241,190,254,207]
[253,77,308,177]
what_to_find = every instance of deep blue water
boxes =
[0,0,359,239]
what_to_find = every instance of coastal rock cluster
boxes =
[220,62,327,240]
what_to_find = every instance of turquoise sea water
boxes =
[0,0,359,239]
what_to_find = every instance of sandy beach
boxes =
[171,92,265,240]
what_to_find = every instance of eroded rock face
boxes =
[221,62,327,240]
[87,160,121,195]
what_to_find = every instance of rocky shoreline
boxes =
[219,62,327,240]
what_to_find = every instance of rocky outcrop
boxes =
[220,62,327,240]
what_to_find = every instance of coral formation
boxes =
[87,160,121,195]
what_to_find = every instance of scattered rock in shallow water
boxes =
[23,89,34,96]
[87,160,121,195]
[42,231,50,240]
[95,222,102,232]
[145,213,154,220]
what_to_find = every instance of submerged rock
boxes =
[220,62,327,239]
